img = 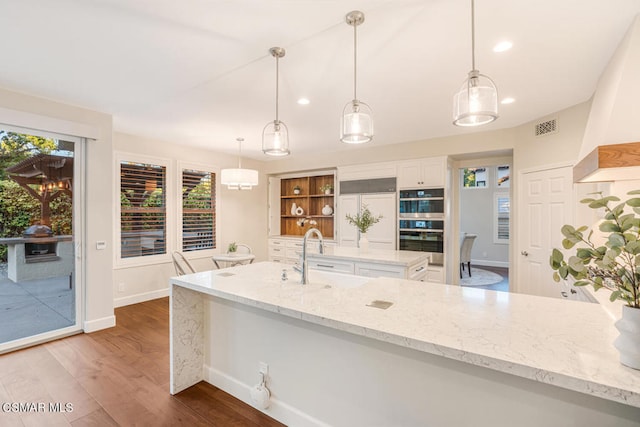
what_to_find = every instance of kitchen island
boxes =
[170,262,640,426]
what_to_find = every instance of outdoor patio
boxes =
[0,262,75,344]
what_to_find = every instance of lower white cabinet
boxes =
[268,237,335,265]
[306,255,427,281]
[307,259,355,274]
[426,265,444,283]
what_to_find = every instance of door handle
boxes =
[521,250,529,256]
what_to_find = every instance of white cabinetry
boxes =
[397,157,446,189]
[338,162,397,181]
[426,265,444,283]
[268,237,334,265]
[338,193,396,250]
[306,254,428,281]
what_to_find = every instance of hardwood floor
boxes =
[0,298,286,427]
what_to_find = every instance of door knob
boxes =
[521,250,529,256]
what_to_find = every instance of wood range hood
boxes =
[574,141,640,182]
[573,15,640,183]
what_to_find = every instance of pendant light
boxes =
[262,47,290,156]
[341,10,373,144]
[221,138,259,190]
[453,0,498,127]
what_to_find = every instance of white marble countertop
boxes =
[170,261,640,408]
[308,246,429,266]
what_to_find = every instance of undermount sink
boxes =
[306,269,369,289]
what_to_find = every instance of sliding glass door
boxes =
[0,129,83,352]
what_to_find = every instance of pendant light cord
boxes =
[353,21,358,101]
[237,138,243,168]
[471,0,476,71]
[275,55,280,122]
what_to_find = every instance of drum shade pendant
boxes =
[453,0,498,127]
[341,10,373,144]
[262,47,290,156]
[221,138,259,190]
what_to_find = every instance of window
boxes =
[462,167,487,188]
[497,165,510,188]
[120,161,166,258]
[181,168,216,251]
[494,194,510,243]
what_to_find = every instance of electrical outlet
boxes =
[259,362,269,375]
[118,282,125,292]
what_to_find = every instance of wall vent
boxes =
[535,118,558,137]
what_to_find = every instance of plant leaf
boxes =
[610,290,622,302]
[626,198,640,207]
[600,221,621,233]
[568,256,585,272]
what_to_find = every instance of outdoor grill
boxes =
[23,225,56,259]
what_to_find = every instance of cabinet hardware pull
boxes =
[520,250,529,256]
[414,266,425,272]
[317,264,334,268]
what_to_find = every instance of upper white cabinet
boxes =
[338,161,397,181]
[397,157,446,188]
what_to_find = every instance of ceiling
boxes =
[1,0,639,160]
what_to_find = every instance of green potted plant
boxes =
[293,185,301,195]
[227,242,238,254]
[345,204,382,250]
[550,190,640,369]
[320,183,334,195]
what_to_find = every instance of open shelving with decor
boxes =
[280,174,335,238]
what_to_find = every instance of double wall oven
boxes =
[398,188,444,264]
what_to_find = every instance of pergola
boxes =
[6,153,73,227]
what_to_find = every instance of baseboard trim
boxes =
[83,315,115,333]
[114,288,170,308]
[204,365,329,427]
[471,260,509,268]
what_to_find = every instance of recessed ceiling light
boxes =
[297,98,310,105]
[493,41,513,53]
[501,97,515,105]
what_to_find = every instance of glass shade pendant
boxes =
[263,47,290,156]
[341,10,373,144]
[221,138,259,190]
[453,0,498,127]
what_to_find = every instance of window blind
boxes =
[120,161,166,258]
[182,169,216,251]
[497,196,510,240]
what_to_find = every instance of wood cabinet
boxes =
[397,157,446,188]
[280,174,335,238]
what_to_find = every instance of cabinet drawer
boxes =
[269,238,286,247]
[409,263,428,281]
[307,259,355,274]
[269,246,286,256]
[355,262,405,279]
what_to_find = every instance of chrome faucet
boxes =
[299,227,324,285]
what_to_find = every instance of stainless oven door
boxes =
[398,229,444,253]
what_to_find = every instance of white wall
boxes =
[112,132,269,307]
[0,87,115,331]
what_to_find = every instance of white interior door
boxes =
[361,193,397,250]
[517,165,573,298]
[338,194,358,247]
